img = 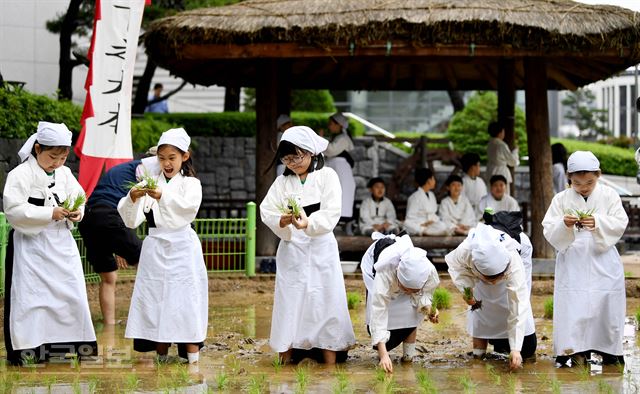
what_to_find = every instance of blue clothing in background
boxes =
[145,94,169,113]
[88,160,141,209]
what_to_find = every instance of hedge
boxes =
[552,138,636,177]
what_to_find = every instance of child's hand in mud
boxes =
[378,353,393,373]
[428,308,439,324]
[509,350,523,370]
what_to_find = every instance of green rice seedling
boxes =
[597,379,614,394]
[22,354,37,367]
[247,373,267,394]
[415,370,437,394]
[505,374,517,394]
[216,371,229,390]
[432,287,452,310]
[125,171,159,191]
[295,366,309,394]
[61,193,86,211]
[485,364,501,385]
[332,367,352,394]
[72,378,82,394]
[635,308,640,328]
[459,373,477,394]
[43,375,59,391]
[88,376,99,393]
[550,377,562,394]
[123,372,140,392]
[347,291,362,310]
[276,196,302,218]
[70,353,81,370]
[625,271,633,278]
[175,365,194,386]
[375,367,387,382]
[272,354,283,374]
[564,208,595,230]
[544,297,554,319]
[462,287,482,311]
[576,365,591,381]
[224,355,242,375]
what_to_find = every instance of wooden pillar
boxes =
[524,58,554,258]
[498,59,516,196]
[255,60,279,256]
[277,62,292,116]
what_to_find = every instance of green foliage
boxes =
[0,87,82,138]
[552,138,636,177]
[635,308,640,328]
[247,373,267,394]
[416,370,437,394]
[432,287,452,310]
[562,88,610,139]
[446,91,527,162]
[543,297,554,319]
[244,89,335,113]
[131,117,178,152]
[346,291,362,310]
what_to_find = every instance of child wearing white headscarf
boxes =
[542,151,628,367]
[3,122,97,365]
[445,223,531,371]
[260,125,356,364]
[361,233,439,373]
[118,128,208,364]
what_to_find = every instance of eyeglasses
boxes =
[280,154,307,165]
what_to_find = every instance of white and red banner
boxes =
[75,0,147,196]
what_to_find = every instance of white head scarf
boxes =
[276,114,292,129]
[280,126,328,155]
[469,223,510,277]
[567,151,600,173]
[330,112,349,131]
[397,247,433,289]
[158,128,190,152]
[18,122,73,162]
[373,234,413,273]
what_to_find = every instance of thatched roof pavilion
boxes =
[145,0,640,257]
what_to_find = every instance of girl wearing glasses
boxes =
[260,126,356,365]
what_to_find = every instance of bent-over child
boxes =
[118,128,208,364]
[3,122,97,365]
[542,151,628,367]
[362,233,439,373]
[359,177,399,235]
[260,126,356,364]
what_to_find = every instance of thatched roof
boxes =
[145,0,640,90]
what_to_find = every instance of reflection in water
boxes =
[2,295,640,392]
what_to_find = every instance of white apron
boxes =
[553,231,625,356]
[10,221,96,350]
[326,157,355,218]
[270,230,356,352]
[125,226,208,343]
[361,242,422,330]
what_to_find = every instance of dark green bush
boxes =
[131,117,178,152]
[0,86,82,138]
[552,138,636,177]
[243,89,336,112]
[446,91,528,162]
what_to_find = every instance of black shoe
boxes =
[555,355,569,367]
[599,352,625,365]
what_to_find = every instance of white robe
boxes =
[445,234,531,351]
[462,174,487,215]
[3,156,96,351]
[404,188,454,236]
[361,238,439,346]
[486,137,519,185]
[118,173,208,345]
[260,167,356,352]
[439,195,477,228]
[552,163,567,194]
[324,133,356,218]
[477,194,520,217]
[358,196,398,235]
[542,183,628,356]
[467,233,535,339]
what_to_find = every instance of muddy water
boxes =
[2,279,640,393]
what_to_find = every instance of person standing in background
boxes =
[145,83,169,114]
[486,122,518,195]
[551,143,568,194]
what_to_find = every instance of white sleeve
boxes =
[324,134,352,157]
[438,198,454,225]
[2,167,53,235]
[498,141,519,167]
[359,199,375,233]
[157,177,202,228]
[370,270,395,346]
[461,199,477,227]
[63,167,86,221]
[259,177,293,241]
[117,191,147,229]
[383,198,398,223]
[591,192,628,251]
[445,239,476,292]
[508,197,520,212]
[542,193,575,252]
[413,266,440,314]
[505,255,530,351]
[304,169,341,237]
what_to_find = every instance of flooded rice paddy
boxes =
[2,276,640,393]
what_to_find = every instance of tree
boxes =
[561,88,610,140]
[243,89,336,113]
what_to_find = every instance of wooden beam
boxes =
[524,58,555,259]
[498,59,516,195]
[476,64,498,90]
[547,66,578,91]
[255,60,279,256]
[178,41,640,60]
[440,64,458,90]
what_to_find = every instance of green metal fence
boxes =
[0,202,256,298]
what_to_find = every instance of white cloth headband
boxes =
[18,122,72,162]
[158,128,190,152]
[280,126,328,155]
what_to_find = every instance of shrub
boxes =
[0,86,82,138]
[243,88,336,112]
[131,117,178,152]
[552,138,636,177]
[431,287,452,310]
[446,91,528,162]
[543,297,553,319]
[346,291,362,310]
